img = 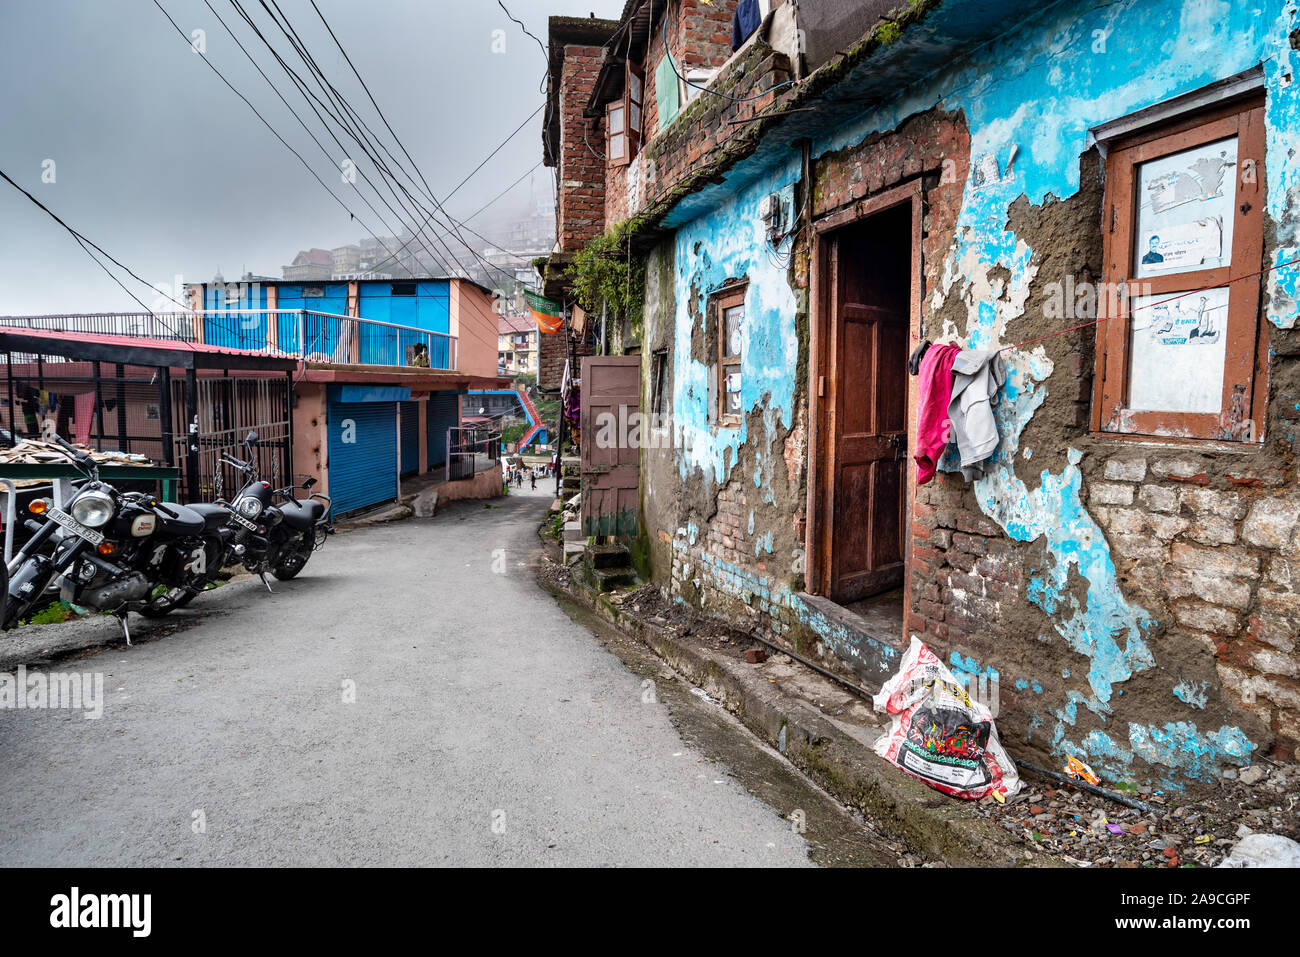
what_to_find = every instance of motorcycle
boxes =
[212,431,331,589]
[2,435,231,639]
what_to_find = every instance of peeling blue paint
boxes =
[673,164,801,486]
[1173,680,1211,710]
[658,0,1288,783]
[1128,722,1255,778]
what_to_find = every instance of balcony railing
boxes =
[0,310,458,371]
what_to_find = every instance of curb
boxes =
[538,564,1049,867]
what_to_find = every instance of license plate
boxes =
[231,513,257,531]
[46,507,104,546]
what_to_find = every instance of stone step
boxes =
[562,521,583,542]
[586,564,637,592]
[584,542,630,570]
[562,541,585,565]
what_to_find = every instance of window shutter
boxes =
[655,53,680,132]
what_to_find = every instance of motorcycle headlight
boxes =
[237,496,263,519]
[70,490,115,528]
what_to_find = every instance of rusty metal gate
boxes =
[171,375,292,501]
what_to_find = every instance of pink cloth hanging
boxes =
[73,392,96,445]
[914,343,960,485]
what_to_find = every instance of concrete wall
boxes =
[292,382,328,498]
[449,280,502,379]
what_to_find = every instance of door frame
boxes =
[805,179,923,618]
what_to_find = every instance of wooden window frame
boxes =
[606,61,644,170]
[1093,96,1268,443]
[713,282,746,427]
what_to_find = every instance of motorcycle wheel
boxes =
[140,535,223,618]
[271,532,313,581]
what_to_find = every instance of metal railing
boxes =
[0,310,458,371]
[445,426,500,483]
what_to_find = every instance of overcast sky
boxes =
[0,0,623,313]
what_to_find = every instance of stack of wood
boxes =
[0,438,151,469]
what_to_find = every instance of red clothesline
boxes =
[998,255,1300,353]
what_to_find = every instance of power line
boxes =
[496,1,548,62]
[283,0,538,287]
[443,104,544,204]
[150,0,423,276]
[463,162,544,225]
[235,0,466,276]
[262,0,513,283]
[0,167,194,342]
[200,0,425,274]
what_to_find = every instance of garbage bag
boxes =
[872,636,1021,800]
[1217,833,1300,868]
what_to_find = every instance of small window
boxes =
[391,282,417,296]
[650,349,667,416]
[1094,97,1266,442]
[712,284,746,426]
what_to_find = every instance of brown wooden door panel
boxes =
[580,355,642,536]
[826,214,910,603]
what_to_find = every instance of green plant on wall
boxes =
[567,218,646,343]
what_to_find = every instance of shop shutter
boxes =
[328,401,398,515]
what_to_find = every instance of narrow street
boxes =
[0,488,886,867]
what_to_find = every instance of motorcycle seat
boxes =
[187,502,232,532]
[279,498,326,530]
[156,503,206,535]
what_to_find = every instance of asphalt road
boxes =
[0,484,820,866]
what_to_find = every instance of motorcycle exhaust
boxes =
[75,571,151,609]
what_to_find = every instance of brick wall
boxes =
[556,44,607,252]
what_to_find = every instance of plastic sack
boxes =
[872,636,1021,800]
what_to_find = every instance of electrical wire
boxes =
[0,167,195,344]
[151,0,421,277]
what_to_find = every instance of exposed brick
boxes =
[1171,543,1260,579]
[1249,616,1297,652]
[1180,487,1246,519]
[1173,602,1242,635]
[1187,516,1237,546]
[1104,457,1147,482]
[1138,484,1179,513]
[1089,482,1135,506]
[1249,647,1299,678]
[1242,498,1300,549]
[1151,457,1207,480]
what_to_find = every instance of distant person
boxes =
[530,470,536,490]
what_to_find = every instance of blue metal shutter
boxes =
[399,401,419,475]
[328,401,398,515]
[426,392,459,469]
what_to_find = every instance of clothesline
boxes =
[998,255,1300,353]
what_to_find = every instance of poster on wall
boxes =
[1127,287,1229,414]
[1134,136,1237,280]
[1138,218,1222,272]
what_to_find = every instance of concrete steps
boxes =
[580,542,638,592]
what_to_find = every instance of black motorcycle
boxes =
[213,431,331,588]
[2,435,231,638]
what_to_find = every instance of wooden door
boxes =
[826,212,910,602]
[580,355,641,536]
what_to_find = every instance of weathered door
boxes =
[826,209,910,602]
[580,355,641,536]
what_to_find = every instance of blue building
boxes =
[188,275,506,515]
[543,0,1300,785]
